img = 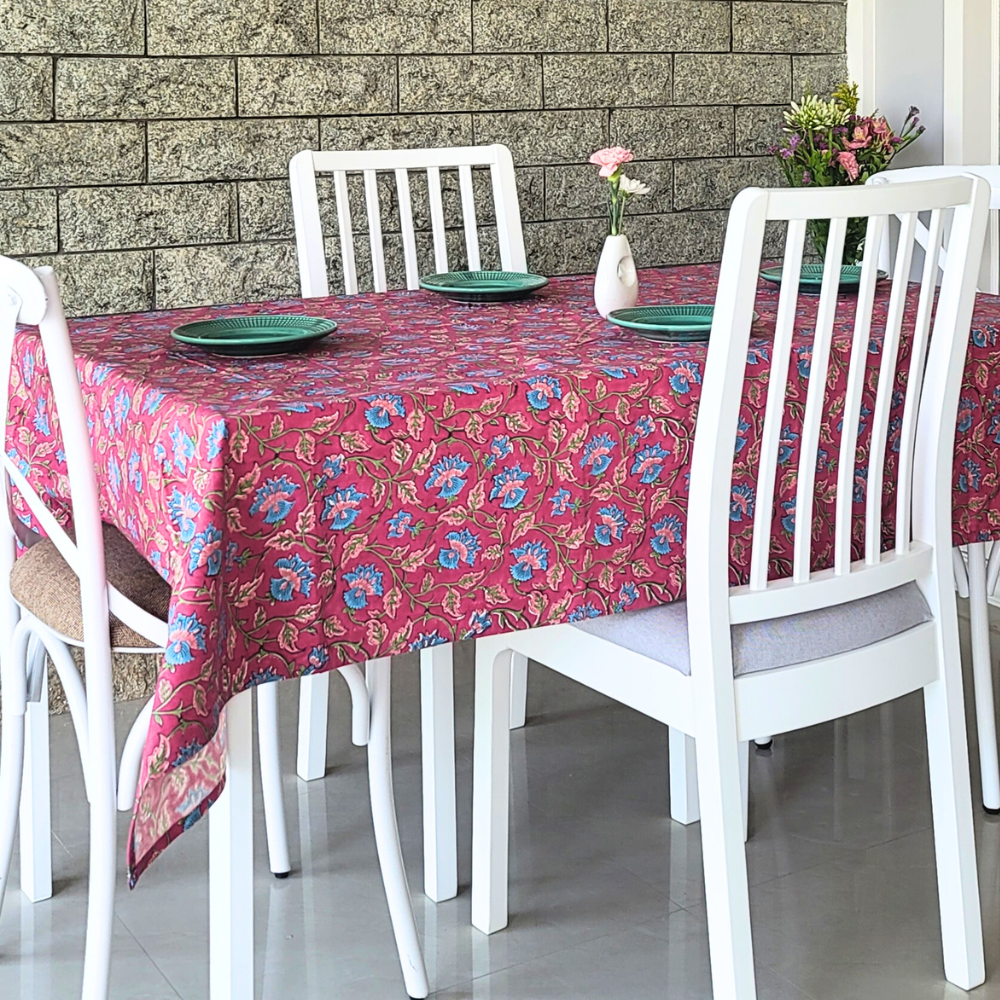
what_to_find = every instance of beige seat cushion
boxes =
[573,582,933,677]
[10,524,170,649]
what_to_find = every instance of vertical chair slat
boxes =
[333,169,358,296]
[793,216,847,583]
[896,208,945,554]
[489,147,527,272]
[396,168,420,290]
[865,211,918,564]
[458,164,481,272]
[749,219,806,591]
[833,214,886,575]
[364,169,388,294]
[427,166,449,274]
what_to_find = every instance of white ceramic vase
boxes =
[594,233,639,318]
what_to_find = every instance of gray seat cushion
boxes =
[572,582,933,676]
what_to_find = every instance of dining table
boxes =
[8,261,1000,892]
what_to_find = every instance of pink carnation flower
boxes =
[589,146,634,178]
[836,150,860,181]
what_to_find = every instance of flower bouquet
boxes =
[770,82,925,263]
[589,146,650,317]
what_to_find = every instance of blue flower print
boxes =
[172,740,204,768]
[490,464,531,509]
[167,487,201,542]
[142,389,166,415]
[189,525,224,576]
[438,528,481,570]
[462,610,492,639]
[249,667,281,686]
[362,393,406,428]
[270,554,316,602]
[206,420,227,460]
[650,514,683,555]
[600,366,637,379]
[667,359,702,394]
[634,415,654,439]
[170,422,196,474]
[568,602,601,622]
[781,500,796,534]
[853,466,868,504]
[619,581,639,606]
[32,397,50,435]
[165,612,207,665]
[107,454,122,500]
[316,454,345,489]
[580,433,615,476]
[734,416,750,455]
[91,364,112,385]
[594,505,627,546]
[322,484,368,530]
[343,564,384,610]
[6,447,28,478]
[523,375,563,411]
[550,487,573,516]
[510,540,549,582]
[127,450,142,492]
[631,442,670,485]
[888,415,903,454]
[304,645,329,674]
[485,435,512,470]
[112,388,131,431]
[410,631,447,650]
[778,426,799,465]
[796,346,812,379]
[730,484,755,522]
[387,509,418,538]
[250,476,299,525]
[959,459,982,494]
[425,455,471,499]
[957,397,978,434]
[21,349,34,387]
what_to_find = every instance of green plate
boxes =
[760,264,889,293]
[608,304,759,343]
[170,315,337,357]
[419,270,549,303]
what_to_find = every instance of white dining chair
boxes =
[871,163,1000,815]
[469,176,990,999]
[0,257,429,1000]
[288,143,528,903]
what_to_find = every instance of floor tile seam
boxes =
[114,914,187,1000]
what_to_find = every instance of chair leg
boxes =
[739,740,750,844]
[367,657,429,999]
[668,727,699,824]
[420,644,457,903]
[210,689,255,1000]
[296,672,329,781]
[923,652,986,988]
[20,644,52,903]
[695,728,757,1000]
[966,542,1000,812]
[256,681,291,878]
[508,652,528,730]
[471,641,512,935]
[0,623,29,925]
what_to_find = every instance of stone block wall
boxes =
[1,1,846,317]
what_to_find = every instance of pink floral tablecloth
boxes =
[8,265,1000,882]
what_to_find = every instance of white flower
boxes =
[619,175,650,196]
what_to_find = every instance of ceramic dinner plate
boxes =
[170,315,337,357]
[419,270,550,303]
[759,263,890,292]
[607,304,759,343]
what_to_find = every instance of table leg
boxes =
[20,652,52,903]
[296,672,329,781]
[668,727,699,825]
[967,542,1000,812]
[210,688,254,1000]
[420,644,457,903]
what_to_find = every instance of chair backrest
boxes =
[686,177,988,653]
[0,257,110,641]
[0,256,163,645]
[289,144,527,298]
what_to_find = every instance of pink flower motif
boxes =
[589,146,634,178]
[871,117,894,147]
[836,150,860,182]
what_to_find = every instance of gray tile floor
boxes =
[1,616,1000,999]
